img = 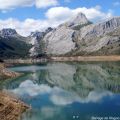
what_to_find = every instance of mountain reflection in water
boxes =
[0,62,120,120]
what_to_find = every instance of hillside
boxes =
[0,29,31,59]
[0,14,120,58]
[43,13,120,56]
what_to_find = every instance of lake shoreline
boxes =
[0,64,29,120]
[0,63,22,79]
[0,61,120,120]
[3,55,120,64]
[0,91,29,120]
[51,55,120,62]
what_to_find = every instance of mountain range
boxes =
[0,13,120,59]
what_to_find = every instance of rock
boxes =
[73,17,120,55]
[43,13,120,56]
[45,27,53,33]
[0,28,17,38]
[43,25,75,55]
[29,27,53,57]
[0,13,120,57]
[64,12,90,28]
[42,13,91,55]
[80,17,120,39]
[28,31,45,56]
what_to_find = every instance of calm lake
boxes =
[0,62,120,120]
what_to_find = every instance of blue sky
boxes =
[0,0,120,36]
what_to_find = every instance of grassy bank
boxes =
[51,55,120,62]
[0,63,21,80]
[0,91,29,120]
[0,64,29,120]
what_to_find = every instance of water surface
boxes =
[0,62,120,120]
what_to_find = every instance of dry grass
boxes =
[51,55,120,62]
[0,91,29,120]
[0,63,21,80]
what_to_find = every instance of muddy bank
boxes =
[0,91,29,120]
[0,63,21,80]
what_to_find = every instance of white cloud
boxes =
[46,7,72,23]
[0,18,53,36]
[50,90,113,105]
[113,1,120,6]
[11,79,113,105]
[0,0,58,11]
[35,0,58,8]
[0,6,113,36]
[0,0,33,10]
[12,80,52,96]
[41,107,61,119]
[46,6,113,22]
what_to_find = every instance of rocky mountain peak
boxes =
[45,27,53,33]
[29,27,53,57]
[65,12,90,28]
[0,28,17,37]
[73,12,88,23]
[30,31,44,39]
[30,27,53,39]
[80,16,120,39]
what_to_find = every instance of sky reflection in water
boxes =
[1,62,120,120]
